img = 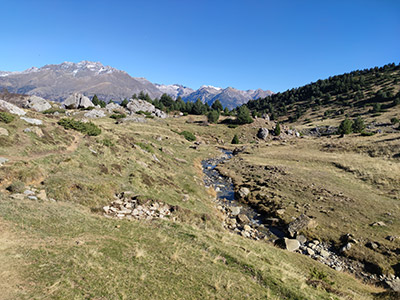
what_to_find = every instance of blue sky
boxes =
[1,0,399,92]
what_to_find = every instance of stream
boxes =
[202,149,285,240]
[201,149,397,289]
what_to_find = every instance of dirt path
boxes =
[1,133,81,163]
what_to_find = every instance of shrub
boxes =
[337,118,353,135]
[6,181,25,193]
[100,138,114,147]
[0,111,15,123]
[110,112,126,120]
[42,108,66,114]
[361,131,376,136]
[180,131,196,142]
[352,117,365,133]
[236,106,253,125]
[207,110,220,124]
[58,118,101,136]
[274,122,281,136]
[390,117,399,125]
[231,134,239,144]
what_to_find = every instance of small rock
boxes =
[320,249,330,258]
[366,241,379,250]
[230,206,241,216]
[20,117,43,125]
[238,187,250,198]
[306,248,315,256]
[37,190,47,200]
[24,190,35,195]
[10,194,24,200]
[28,195,38,200]
[24,127,44,137]
[386,236,399,242]
[371,221,387,227]
[243,225,252,232]
[182,194,190,202]
[0,127,8,136]
[0,157,9,166]
[296,235,307,245]
[237,214,250,224]
[340,242,352,253]
[276,208,286,215]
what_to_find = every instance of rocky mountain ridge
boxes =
[0,61,273,109]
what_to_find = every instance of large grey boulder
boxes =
[0,99,26,115]
[105,102,122,113]
[62,93,94,109]
[24,96,51,112]
[257,128,269,140]
[126,99,167,119]
[84,109,106,118]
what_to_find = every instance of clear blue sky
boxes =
[1,0,399,92]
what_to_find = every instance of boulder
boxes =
[0,128,8,136]
[84,109,106,118]
[257,128,269,140]
[230,206,241,216]
[238,187,250,198]
[105,102,122,113]
[261,113,270,121]
[20,117,43,125]
[288,214,317,237]
[24,96,51,112]
[284,238,300,252]
[296,235,307,245]
[0,99,26,115]
[0,157,9,166]
[62,93,94,109]
[237,214,250,224]
[126,99,167,119]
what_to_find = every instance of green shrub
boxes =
[231,134,239,144]
[390,117,399,125]
[337,118,353,135]
[0,111,15,123]
[309,268,334,285]
[42,108,66,114]
[110,112,126,120]
[137,111,152,116]
[274,122,281,136]
[352,116,365,133]
[58,118,101,136]
[180,131,196,142]
[100,138,114,147]
[207,110,220,124]
[6,181,25,193]
[228,124,238,129]
[361,131,376,136]
[236,106,253,125]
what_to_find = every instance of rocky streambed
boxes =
[202,149,400,291]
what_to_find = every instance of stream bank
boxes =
[202,149,400,291]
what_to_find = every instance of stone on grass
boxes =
[24,96,51,112]
[0,99,26,115]
[0,127,8,136]
[20,117,43,125]
[284,238,300,252]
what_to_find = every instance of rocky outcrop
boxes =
[84,109,106,118]
[105,102,122,113]
[126,99,167,118]
[20,117,43,125]
[257,128,269,140]
[24,95,51,112]
[0,99,26,115]
[288,214,317,237]
[103,192,173,220]
[62,93,94,109]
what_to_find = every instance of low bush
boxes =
[58,118,101,136]
[0,111,15,123]
[110,112,126,120]
[6,181,25,193]
[42,108,66,114]
[180,131,196,142]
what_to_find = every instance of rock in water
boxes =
[0,99,26,115]
[24,95,51,112]
[62,93,94,109]
[257,128,269,140]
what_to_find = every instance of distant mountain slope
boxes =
[245,63,400,122]
[0,61,272,108]
[0,61,163,102]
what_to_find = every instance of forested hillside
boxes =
[246,63,400,123]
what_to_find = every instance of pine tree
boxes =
[338,118,353,135]
[211,99,223,111]
[207,110,220,123]
[121,99,129,108]
[92,94,100,106]
[274,122,281,136]
[236,106,253,124]
[231,134,239,144]
[352,117,365,133]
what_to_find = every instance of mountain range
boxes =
[0,61,273,109]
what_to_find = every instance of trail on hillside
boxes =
[2,133,81,163]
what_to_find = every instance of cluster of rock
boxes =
[126,99,167,119]
[302,126,338,137]
[62,93,94,109]
[257,126,300,141]
[9,188,51,202]
[103,192,173,220]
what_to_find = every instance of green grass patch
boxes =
[58,118,101,136]
[0,111,15,123]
